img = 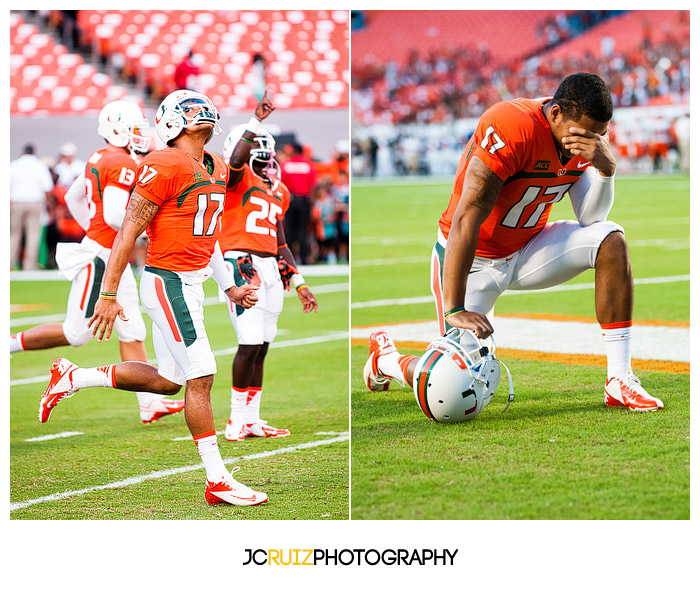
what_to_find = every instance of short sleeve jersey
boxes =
[84,146,138,248]
[439,97,591,259]
[219,164,291,255]
[134,147,228,271]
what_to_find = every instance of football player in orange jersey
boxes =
[365,73,664,416]
[39,90,277,506]
[10,100,186,424]
[218,121,318,442]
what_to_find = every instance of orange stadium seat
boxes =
[351,10,573,68]
[11,12,133,115]
[76,9,349,110]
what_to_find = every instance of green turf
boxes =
[350,174,690,520]
[351,175,690,323]
[10,273,349,520]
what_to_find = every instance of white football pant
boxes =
[139,266,217,384]
[223,251,284,345]
[431,219,624,334]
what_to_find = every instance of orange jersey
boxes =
[84,146,138,248]
[134,147,228,270]
[219,164,290,255]
[439,97,591,259]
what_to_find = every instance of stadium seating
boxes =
[77,10,349,110]
[11,10,349,116]
[544,10,690,61]
[352,10,575,70]
[10,12,131,115]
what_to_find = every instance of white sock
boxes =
[72,365,117,389]
[10,332,26,353]
[193,431,228,482]
[247,387,262,423]
[229,386,248,422]
[601,322,633,379]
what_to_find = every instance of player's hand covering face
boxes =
[561,123,616,177]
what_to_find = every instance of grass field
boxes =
[350,174,690,520]
[10,270,349,520]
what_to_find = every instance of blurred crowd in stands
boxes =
[352,10,690,177]
[9,139,349,271]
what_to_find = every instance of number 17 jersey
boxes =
[439,97,591,259]
[134,147,228,271]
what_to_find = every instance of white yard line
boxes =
[10,432,349,512]
[351,274,690,309]
[352,319,690,363]
[10,331,349,388]
[9,265,349,282]
[24,431,84,442]
[10,282,348,328]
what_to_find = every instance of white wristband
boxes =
[291,273,306,289]
[246,116,261,134]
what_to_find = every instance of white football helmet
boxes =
[97,100,151,155]
[223,124,280,182]
[412,329,514,423]
[154,89,222,145]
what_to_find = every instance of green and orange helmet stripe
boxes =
[415,350,444,420]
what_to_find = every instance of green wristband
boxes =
[444,306,466,320]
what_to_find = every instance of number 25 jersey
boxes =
[439,97,591,259]
[134,147,228,271]
[219,164,290,255]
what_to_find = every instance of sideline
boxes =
[10,432,349,512]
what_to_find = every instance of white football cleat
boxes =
[363,330,396,391]
[38,358,80,422]
[139,398,185,424]
[243,420,291,439]
[204,467,268,506]
[224,418,247,442]
[604,375,664,412]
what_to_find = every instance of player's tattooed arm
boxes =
[465,157,503,215]
[124,191,159,235]
[441,156,503,338]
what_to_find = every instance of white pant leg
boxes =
[139,268,216,381]
[114,264,147,343]
[507,219,623,290]
[150,321,186,386]
[224,253,283,346]
[62,259,101,346]
[431,233,508,333]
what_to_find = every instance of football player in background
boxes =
[366,72,663,415]
[39,90,276,506]
[10,100,185,424]
[219,119,318,442]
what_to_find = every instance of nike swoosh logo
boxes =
[211,490,259,502]
[576,160,590,168]
[220,173,226,179]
